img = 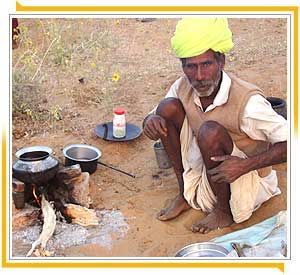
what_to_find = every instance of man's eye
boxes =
[202,61,212,67]
[185,64,197,70]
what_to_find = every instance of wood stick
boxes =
[64,203,99,226]
[26,195,56,257]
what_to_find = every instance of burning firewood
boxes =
[64,203,99,227]
[26,194,56,257]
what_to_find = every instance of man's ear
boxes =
[220,54,225,70]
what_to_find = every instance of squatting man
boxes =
[143,18,287,234]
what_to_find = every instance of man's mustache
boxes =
[191,80,214,87]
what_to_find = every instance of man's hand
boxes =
[143,114,168,141]
[207,155,249,184]
[208,141,287,184]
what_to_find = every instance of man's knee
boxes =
[156,98,185,121]
[197,120,233,152]
[198,121,224,143]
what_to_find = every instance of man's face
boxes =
[182,50,225,97]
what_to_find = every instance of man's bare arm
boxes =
[208,141,287,184]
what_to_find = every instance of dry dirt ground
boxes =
[11,18,287,257]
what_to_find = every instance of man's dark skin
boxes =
[143,49,287,233]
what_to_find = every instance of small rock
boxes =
[12,204,40,231]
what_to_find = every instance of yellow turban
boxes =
[171,18,234,58]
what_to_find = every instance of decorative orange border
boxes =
[14,2,298,14]
[2,261,285,271]
[2,2,298,271]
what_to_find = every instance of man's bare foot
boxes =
[191,208,233,234]
[157,195,191,221]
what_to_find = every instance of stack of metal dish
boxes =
[175,242,229,257]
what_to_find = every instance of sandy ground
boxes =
[11,18,287,257]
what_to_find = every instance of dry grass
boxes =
[12,18,287,139]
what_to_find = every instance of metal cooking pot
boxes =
[63,144,135,178]
[175,242,229,257]
[266,96,287,119]
[12,146,59,185]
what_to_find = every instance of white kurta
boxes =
[159,71,287,223]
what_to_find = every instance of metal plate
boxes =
[175,242,229,257]
[95,122,142,142]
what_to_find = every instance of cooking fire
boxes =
[12,146,107,257]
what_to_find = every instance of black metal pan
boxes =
[63,144,135,178]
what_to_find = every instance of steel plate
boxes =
[95,122,142,142]
[175,242,229,257]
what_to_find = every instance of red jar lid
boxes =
[114,107,125,115]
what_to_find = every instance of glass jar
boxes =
[113,107,126,138]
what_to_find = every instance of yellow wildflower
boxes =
[90,62,97,68]
[51,106,62,121]
[24,109,32,117]
[112,73,120,82]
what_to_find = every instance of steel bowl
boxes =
[63,144,102,174]
[175,242,229,257]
